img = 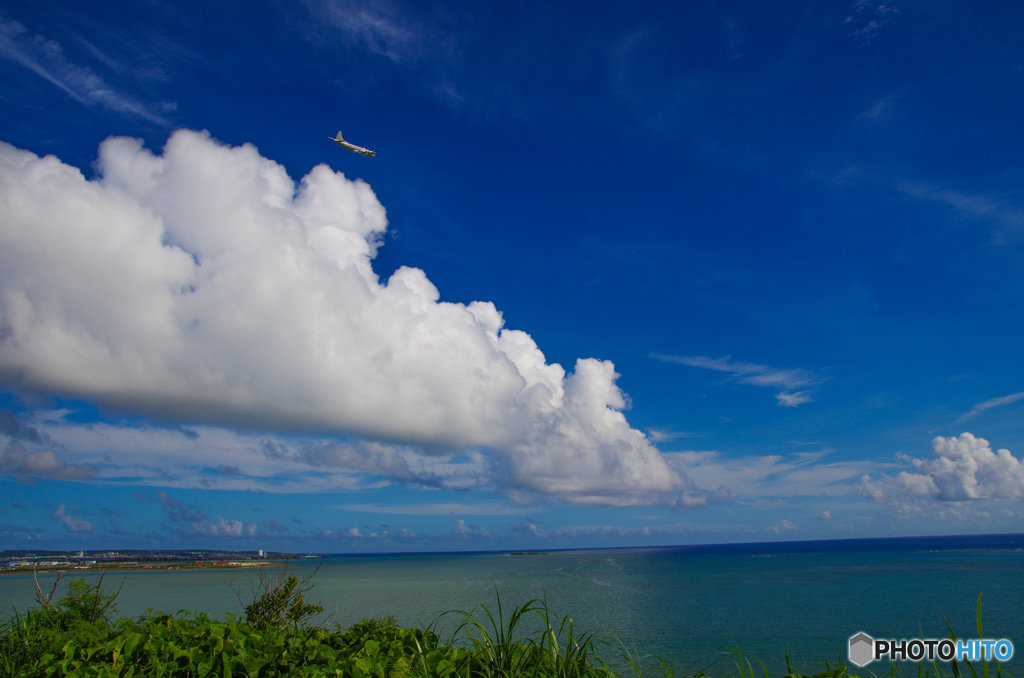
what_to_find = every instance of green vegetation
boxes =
[240,567,324,632]
[0,576,1013,678]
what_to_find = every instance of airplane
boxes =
[328,131,376,157]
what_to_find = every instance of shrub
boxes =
[241,567,324,631]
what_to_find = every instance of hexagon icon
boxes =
[848,632,875,667]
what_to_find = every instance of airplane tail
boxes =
[331,131,344,142]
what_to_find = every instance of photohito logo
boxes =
[848,632,1015,668]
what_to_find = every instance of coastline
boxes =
[1,548,305,576]
[0,560,285,575]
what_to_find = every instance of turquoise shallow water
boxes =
[3,535,1023,675]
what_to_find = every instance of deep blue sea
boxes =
[3,534,1023,675]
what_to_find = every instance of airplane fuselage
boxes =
[329,132,376,157]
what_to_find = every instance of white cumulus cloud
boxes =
[860,433,1024,507]
[0,130,693,505]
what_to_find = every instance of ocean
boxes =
[3,534,1023,675]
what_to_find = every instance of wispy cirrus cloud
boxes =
[896,181,1024,245]
[304,0,439,66]
[301,0,468,109]
[665,448,872,499]
[843,1,901,46]
[956,392,1024,424]
[0,12,172,125]
[336,502,537,516]
[652,354,823,406]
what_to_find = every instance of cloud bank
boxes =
[0,130,694,505]
[0,441,94,480]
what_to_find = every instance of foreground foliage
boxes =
[0,577,1013,678]
[2,577,615,677]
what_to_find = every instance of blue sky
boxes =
[1,0,1023,553]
